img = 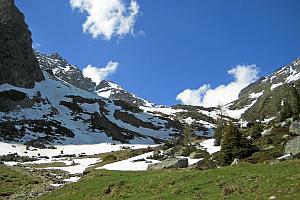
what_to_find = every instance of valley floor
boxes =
[39,160,300,200]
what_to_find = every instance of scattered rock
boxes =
[148,158,188,170]
[268,196,276,199]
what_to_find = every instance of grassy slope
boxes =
[0,165,42,198]
[40,160,300,200]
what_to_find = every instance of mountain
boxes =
[0,7,215,147]
[96,80,154,107]
[35,51,95,92]
[1,0,299,149]
[227,57,300,122]
[0,0,44,88]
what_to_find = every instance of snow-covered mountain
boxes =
[1,0,299,149]
[227,57,300,122]
[96,80,154,107]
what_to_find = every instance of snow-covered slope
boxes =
[0,71,186,146]
[96,80,154,107]
[226,57,300,121]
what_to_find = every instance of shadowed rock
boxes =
[0,0,44,88]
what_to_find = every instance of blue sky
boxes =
[16,0,300,106]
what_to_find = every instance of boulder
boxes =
[174,149,184,157]
[285,136,300,155]
[289,121,300,135]
[230,158,240,166]
[163,147,175,156]
[148,158,188,170]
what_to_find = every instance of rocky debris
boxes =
[148,158,188,170]
[285,136,300,155]
[0,121,25,141]
[289,121,300,135]
[0,0,44,88]
[52,154,76,159]
[0,153,37,162]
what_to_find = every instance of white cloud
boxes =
[176,65,259,107]
[82,61,118,85]
[70,0,139,40]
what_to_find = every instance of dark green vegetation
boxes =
[220,123,258,165]
[39,160,300,200]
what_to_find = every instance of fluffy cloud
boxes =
[70,0,139,40]
[176,65,259,107]
[82,61,118,85]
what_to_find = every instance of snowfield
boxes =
[0,142,157,158]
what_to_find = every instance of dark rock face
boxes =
[0,0,44,88]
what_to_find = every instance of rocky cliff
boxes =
[0,0,44,88]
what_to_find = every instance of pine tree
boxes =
[221,123,257,165]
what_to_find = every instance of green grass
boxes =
[0,165,41,197]
[39,160,300,200]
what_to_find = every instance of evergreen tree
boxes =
[221,123,257,165]
[248,122,262,139]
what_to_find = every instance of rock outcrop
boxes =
[0,0,44,88]
[148,158,188,170]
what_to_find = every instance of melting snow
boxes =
[97,152,160,171]
[200,139,220,154]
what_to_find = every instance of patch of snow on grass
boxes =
[64,176,80,182]
[97,152,160,171]
[46,158,100,174]
[200,139,220,154]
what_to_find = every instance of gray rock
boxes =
[285,136,300,155]
[174,149,184,157]
[163,147,175,156]
[289,121,300,135]
[230,158,240,166]
[189,152,203,159]
[148,158,188,170]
